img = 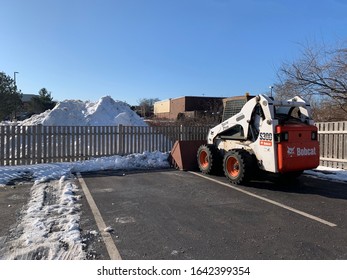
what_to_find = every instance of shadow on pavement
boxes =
[79,167,175,178]
[245,174,347,201]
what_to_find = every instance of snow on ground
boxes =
[0,177,84,260]
[305,166,347,183]
[0,151,169,260]
[17,95,147,126]
[0,151,169,186]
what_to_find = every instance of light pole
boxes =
[269,85,273,97]
[14,71,19,86]
[12,72,19,120]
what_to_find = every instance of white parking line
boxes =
[76,173,122,260]
[189,172,337,228]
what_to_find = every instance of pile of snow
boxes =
[19,95,146,126]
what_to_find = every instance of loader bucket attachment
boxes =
[169,140,207,171]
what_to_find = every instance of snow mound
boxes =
[19,96,146,126]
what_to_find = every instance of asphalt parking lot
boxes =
[0,182,32,253]
[78,169,347,260]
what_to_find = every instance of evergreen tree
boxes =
[29,88,56,114]
[0,72,22,121]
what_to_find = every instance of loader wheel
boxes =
[223,149,253,185]
[197,144,221,174]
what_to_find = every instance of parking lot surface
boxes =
[0,183,32,253]
[79,169,347,260]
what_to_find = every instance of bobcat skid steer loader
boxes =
[197,94,320,184]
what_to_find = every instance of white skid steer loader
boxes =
[197,94,320,184]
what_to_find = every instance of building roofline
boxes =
[155,96,227,103]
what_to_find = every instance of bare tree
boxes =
[138,98,159,117]
[276,42,347,120]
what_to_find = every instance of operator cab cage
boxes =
[222,94,254,122]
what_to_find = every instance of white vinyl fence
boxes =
[0,125,209,166]
[316,121,347,169]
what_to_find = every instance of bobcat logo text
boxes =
[287,146,317,157]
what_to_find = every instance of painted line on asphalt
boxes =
[76,172,122,260]
[189,172,337,228]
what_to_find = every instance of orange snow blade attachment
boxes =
[169,140,207,171]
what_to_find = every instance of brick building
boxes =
[154,96,225,120]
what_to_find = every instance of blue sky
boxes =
[1,0,346,105]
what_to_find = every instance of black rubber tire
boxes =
[223,149,254,185]
[197,144,221,174]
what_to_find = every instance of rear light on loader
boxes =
[311,131,318,140]
[283,132,289,141]
[275,132,288,142]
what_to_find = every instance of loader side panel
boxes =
[276,125,319,173]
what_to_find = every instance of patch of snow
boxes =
[103,227,114,233]
[0,176,84,260]
[304,166,347,183]
[89,230,98,236]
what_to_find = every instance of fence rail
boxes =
[316,121,347,169]
[1,122,346,169]
[0,125,209,166]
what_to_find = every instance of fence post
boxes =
[119,124,124,155]
[37,124,42,163]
